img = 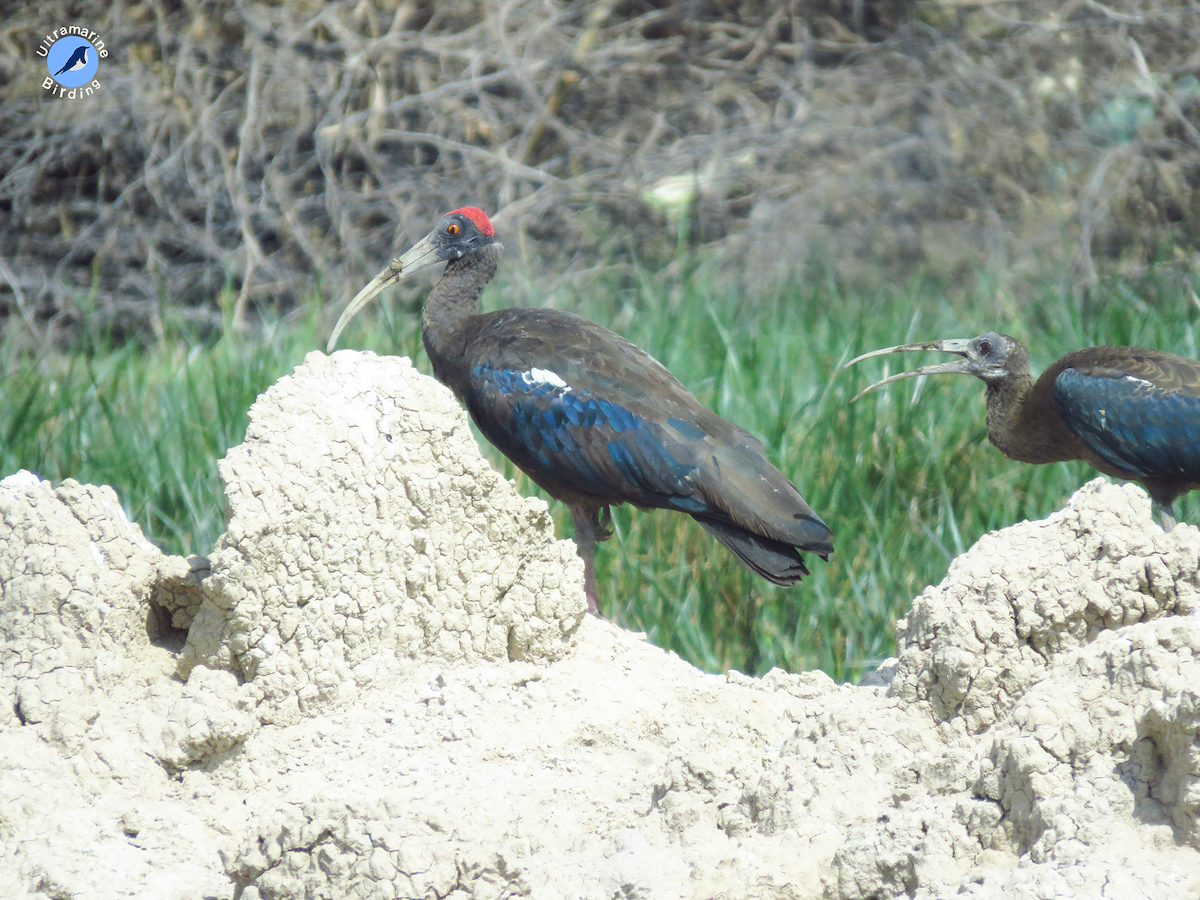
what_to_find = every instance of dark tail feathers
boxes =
[695,517,830,585]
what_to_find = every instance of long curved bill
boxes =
[846,339,975,402]
[326,232,443,352]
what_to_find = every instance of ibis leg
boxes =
[569,504,612,616]
[1159,501,1178,532]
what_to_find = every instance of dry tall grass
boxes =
[2,0,1199,344]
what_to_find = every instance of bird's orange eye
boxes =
[446,223,460,236]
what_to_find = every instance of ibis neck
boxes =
[984,373,1079,464]
[422,243,502,389]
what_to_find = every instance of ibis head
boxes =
[848,332,1029,400]
[327,207,497,352]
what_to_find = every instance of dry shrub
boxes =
[1,0,1199,344]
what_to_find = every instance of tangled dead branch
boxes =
[1,0,1199,344]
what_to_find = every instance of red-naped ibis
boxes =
[849,332,1200,528]
[327,207,833,613]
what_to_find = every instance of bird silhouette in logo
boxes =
[53,45,89,77]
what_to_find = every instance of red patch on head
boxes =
[443,206,494,236]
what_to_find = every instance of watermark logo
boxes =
[38,27,107,99]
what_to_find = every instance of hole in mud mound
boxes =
[1119,716,1200,849]
[146,601,189,653]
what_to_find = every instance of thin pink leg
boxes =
[569,505,609,615]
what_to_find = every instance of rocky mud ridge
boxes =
[3,351,1199,899]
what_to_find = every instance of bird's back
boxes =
[1046,346,1200,499]
[443,307,833,574]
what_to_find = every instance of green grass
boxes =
[3,266,1197,681]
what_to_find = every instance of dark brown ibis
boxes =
[327,207,833,613]
[849,332,1200,528]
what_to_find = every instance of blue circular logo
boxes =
[46,37,98,88]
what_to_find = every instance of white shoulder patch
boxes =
[523,368,570,391]
[1119,375,1155,388]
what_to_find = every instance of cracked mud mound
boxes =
[2,352,1199,899]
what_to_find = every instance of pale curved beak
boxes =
[326,233,442,352]
[846,339,975,402]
